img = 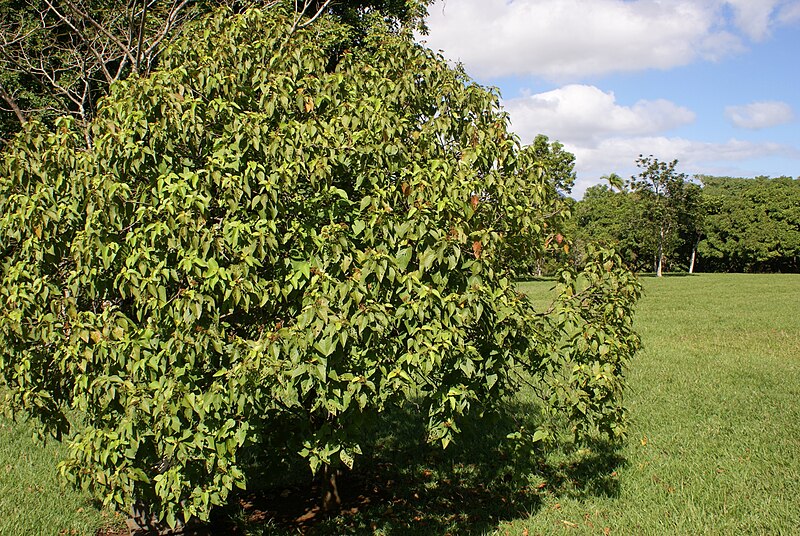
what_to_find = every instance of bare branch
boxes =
[292,0,334,32]
[52,0,138,69]
[141,0,190,73]
[0,83,27,125]
[135,0,148,71]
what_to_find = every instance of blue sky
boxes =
[420,0,800,197]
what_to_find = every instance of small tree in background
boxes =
[0,3,640,527]
[629,155,689,276]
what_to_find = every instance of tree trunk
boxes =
[656,227,665,277]
[322,465,341,512]
[689,239,698,274]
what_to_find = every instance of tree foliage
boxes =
[627,155,691,276]
[698,176,800,272]
[572,184,650,270]
[0,5,640,526]
[574,169,799,274]
[507,134,577,277]
[0,0,430,144]
[574,157,705,274]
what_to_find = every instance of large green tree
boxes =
[0,4,640,528]
[698,176,800,272]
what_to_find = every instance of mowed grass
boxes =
[1,273,799,535]
[514,273,800,535]
[0,416,125,535]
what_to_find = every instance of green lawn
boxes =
[0,416,125,535]
[514,273,800,535]
[2,273,799,535]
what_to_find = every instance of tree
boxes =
[698,176,800,272]
[0,0,219,144]
[529,134,576,196]
[677,181,704,273]
[0,0,430,145]
[573,184,647,270]
[628,155,690,276]
[508,134,576,276]
[0,4,640,527]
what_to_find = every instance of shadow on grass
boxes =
[207,403,626,535]
[637,272,697,278]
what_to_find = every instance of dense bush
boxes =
[0,4,640,526]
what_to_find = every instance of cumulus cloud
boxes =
[498,86,797,195]
[723,0,782,40]
[778,1,800,24]
[503,85,695,145]
[422,0,797,79]
[725,101,796,129]
[567,136,798,196]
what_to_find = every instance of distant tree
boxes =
[530,133,577,196]
[603,172,625,192]
[677,182,704,273]
[628,156,690,276]
[572,184,653,271]
[503,134,576,277]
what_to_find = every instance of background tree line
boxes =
[571,161,800,274]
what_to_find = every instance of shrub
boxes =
[0,4,640,526]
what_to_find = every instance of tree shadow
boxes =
[206,402,626,535]
[637,272,697,278]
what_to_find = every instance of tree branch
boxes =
[292,0,334,32]
[141,0,191,73]
[52,0,139,69]
[0,82,27,125]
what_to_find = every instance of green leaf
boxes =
[396,247,412,271]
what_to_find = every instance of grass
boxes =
[513,273,800,535]
[2,273,799,534]
[0,416,125,535]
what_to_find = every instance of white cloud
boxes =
[724,101,796,129]
[723,0,782,40]
[501,85,798,196]
[422,0,798,79]
[504,85,695,145]
[566,136,798,196]
[499,87,797,195]
[778,1,800,24]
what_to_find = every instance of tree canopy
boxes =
[572,168,798,274]
[0,0,430,145]
[698,176,800,272]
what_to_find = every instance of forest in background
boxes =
[565,171,800,275]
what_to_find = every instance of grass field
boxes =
[1,273,799,535]
[512,273,800,535]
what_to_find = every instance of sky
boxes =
[419,0,800,197]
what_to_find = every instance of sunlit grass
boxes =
[512,273,800,535]
[0,415,125,535]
